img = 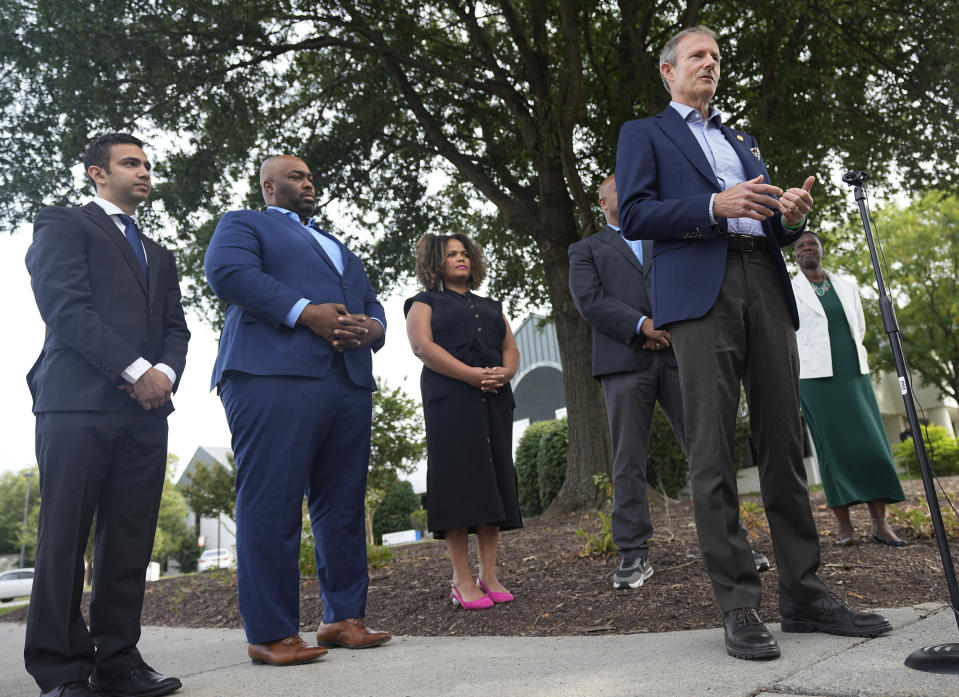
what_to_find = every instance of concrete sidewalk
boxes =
[2,603,957,697]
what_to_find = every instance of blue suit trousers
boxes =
[219,363,372,643]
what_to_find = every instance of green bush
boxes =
[172,536,201,573]
[893,424,959,477]
[536,418,568,510]
[515,421,550,517]
[409,508,428,533]
[366,544,393,569]
[646,405,688,498]
[372,479,421,544]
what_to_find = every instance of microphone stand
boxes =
[843,170,959,673]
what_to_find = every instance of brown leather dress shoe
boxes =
[248,635,328,665]
[315,618,391,649]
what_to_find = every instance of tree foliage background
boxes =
[3,0,957,509]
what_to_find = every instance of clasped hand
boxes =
[713,175,815,226]
[466,366,510,393]
[118,367,172,410]
[640,318,671,351]
[299,302,383,351]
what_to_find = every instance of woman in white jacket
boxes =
[792,232,905,546]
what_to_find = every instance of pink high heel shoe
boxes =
[450,582,494,610]
[477,578,514,604]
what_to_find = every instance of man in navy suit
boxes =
[25,133,188,697]
[204,156,390,666]
[616,26,891,659]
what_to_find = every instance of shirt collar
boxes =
[669,100,723,127]
[268,205,314,228]
[608,223,622,232]
[92,196,132,220]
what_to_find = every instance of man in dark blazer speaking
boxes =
[568,174,683,591]
[616,26,891,660]
[24,133,188,697]
[204,156,390,667]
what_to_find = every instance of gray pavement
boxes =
[2,603,958,697]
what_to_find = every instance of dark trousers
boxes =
[25,405,168,692]
[600,356,685,558]
[668,249,827,612]
[219,364,372,644]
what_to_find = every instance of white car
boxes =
[196,548,235,572]
[0,568,34,602]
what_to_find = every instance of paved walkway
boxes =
[2,604,958,696]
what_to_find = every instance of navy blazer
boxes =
[615,107,805,329]
[25,203,190,417]
[568,225,676,378]
[204,208,386,391]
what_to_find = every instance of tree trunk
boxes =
[536,217,612,514]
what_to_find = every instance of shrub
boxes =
[372,479,421,544]
[515,421,550,517]
[366,544,393,569]
[172,537,201,573]
[409,508,428,533]
[646,405,688,498]
[536,418,568,511]
[893,424,959,478]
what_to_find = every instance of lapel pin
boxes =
[736,135,744,141]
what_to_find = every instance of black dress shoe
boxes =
[871,533,906,547]
[40,682,95,697]
[723,608,780,660]
[90,663,181,697]
[780,593,892,637]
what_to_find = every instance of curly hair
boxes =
[414,233,488,291]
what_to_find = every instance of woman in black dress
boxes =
[404,233,522,610]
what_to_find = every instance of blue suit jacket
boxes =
[204,208,386,391]
[615,107,805,329]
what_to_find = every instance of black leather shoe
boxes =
[40,682,95,697]
[723,608,780,660]
[780,593,892,637]
[90,664,181,697]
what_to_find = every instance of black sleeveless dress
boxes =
[404,289,523,536]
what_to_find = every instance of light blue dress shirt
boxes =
[268,206,382,332]
[668,101,763,238]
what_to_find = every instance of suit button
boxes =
[341,284,348,290]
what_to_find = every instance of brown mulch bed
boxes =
[3,477,957,636]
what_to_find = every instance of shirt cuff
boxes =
[121,357,152,384]
[708,194,718,225]
[369,317,385,331]
[154,363,176,385]
[285,298,311,327]
[783,214,806,230]
[636,315,648,335]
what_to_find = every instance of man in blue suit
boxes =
[616,26,891,659]
[205,155,390,666]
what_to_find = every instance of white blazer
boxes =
[792,271,870,379]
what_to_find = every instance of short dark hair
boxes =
[797,230,825,248]
[414,233,488,291]
[82,133,145,190]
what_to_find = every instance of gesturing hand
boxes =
[713,175,784,221]
[780,176,815,226]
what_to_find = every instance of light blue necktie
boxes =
[117,214,148,281]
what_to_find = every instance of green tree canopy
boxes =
[3,1,958,509]
[829,191,959,403]
[179,453,236,523]
[0,467,40,563]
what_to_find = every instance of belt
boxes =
[727,233,764,252]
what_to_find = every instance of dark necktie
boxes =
[117,214,148,281]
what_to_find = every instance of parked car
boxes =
[196,548,235,572]
[0,568,34,602]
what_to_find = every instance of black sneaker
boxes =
[752,549,770,573]
[613,555,653,590]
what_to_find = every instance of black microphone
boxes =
[842,170,868,186]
